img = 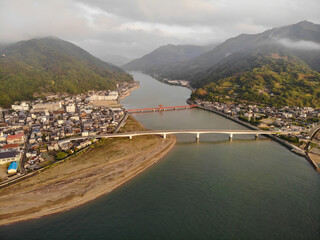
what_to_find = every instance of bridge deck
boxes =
[127,105,197,113]
[58,129,297,145]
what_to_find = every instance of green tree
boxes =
[56,151,67,160]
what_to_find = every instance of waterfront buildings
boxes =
[0,82,138,179]
[196,100,320,145]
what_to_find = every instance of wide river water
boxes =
[1,72,320,239]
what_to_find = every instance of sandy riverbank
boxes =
[0,117,176,225]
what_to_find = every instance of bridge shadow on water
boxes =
[175,136,271,145]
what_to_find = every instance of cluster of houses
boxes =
[0,85,133,176]
[0,135,24,174]
[151,74,191,88]
[197,100,320,141]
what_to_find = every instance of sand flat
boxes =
[0,118,176,225]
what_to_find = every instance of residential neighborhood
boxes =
[195,100,320,147]
[0,81,139,181]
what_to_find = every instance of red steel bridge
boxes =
[126,104,197,113]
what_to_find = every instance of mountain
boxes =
[122,21,320,107]
[99,54,133,66]
[150,21,320,107]
[191,49,320,107]
[0,37,133,107]
[122,44,216,73]
[158,21,320,82]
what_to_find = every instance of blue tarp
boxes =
[8,161,17,171]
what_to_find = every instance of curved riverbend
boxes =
[0,72,319,240]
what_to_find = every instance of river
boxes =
[1,72,320,239]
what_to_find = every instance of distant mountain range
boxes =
[125,21,320,107]
[0,37,133,107]
[123,43,217,73]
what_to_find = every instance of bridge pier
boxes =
[196,133,200,143]
[163,133,167,139]
[229,133,233,141]
[129,135,132,140]
[255,134,259,140]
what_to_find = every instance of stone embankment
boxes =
[305,127,320,172]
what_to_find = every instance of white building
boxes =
[11,102,30,111]
[82,131,89,137]
[32,102,62,112]
[0,151,22,165]
[88,91,119,101]
[66,103,76,113]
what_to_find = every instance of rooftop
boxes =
[2,143,20,149]
[0,151,19,159]
[7,132,24,139]
[8,161,17,170]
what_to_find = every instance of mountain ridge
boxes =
[122,43,217,73]
[155,21,320,82]
[187,21,320,107]
[0,37,133,107]
[124,21,320,107]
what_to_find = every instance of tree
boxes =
[56,151,67,160]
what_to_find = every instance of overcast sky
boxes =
[1,0,320,64]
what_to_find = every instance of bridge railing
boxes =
[127,105,197,113]
[58,129,298,146]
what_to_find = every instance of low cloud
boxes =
[279,39,320,50]
[1,0,320,62]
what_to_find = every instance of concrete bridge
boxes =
[59,129,298,146]
[127,105,197,113]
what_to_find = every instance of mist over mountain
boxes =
[123,43,217,73]
[0,37,133,107]
[125,21,320,107]
[188,21,320,107]
[154,21,320,81]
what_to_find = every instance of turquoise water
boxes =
[1,72,319,240]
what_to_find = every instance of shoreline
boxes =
[305,127,320,172]
[144,73,194,91]
[192,104,320,171]
[0,110,177,226]
[0,135,176,226]
[119,82,140,100]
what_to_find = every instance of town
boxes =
[1,81,320,182]
[0,82,139,181]
[194,100,320,148]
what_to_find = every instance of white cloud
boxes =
[279,39,320,50]
[0,0,320,62]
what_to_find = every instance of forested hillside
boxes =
[0,37,133,107]
[191,54,320,107]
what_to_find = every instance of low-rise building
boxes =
[7,133,25,144]
[1,143,20,152]
[66,103,76,113]
[11,102,29,111]
[0,151,21,165]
